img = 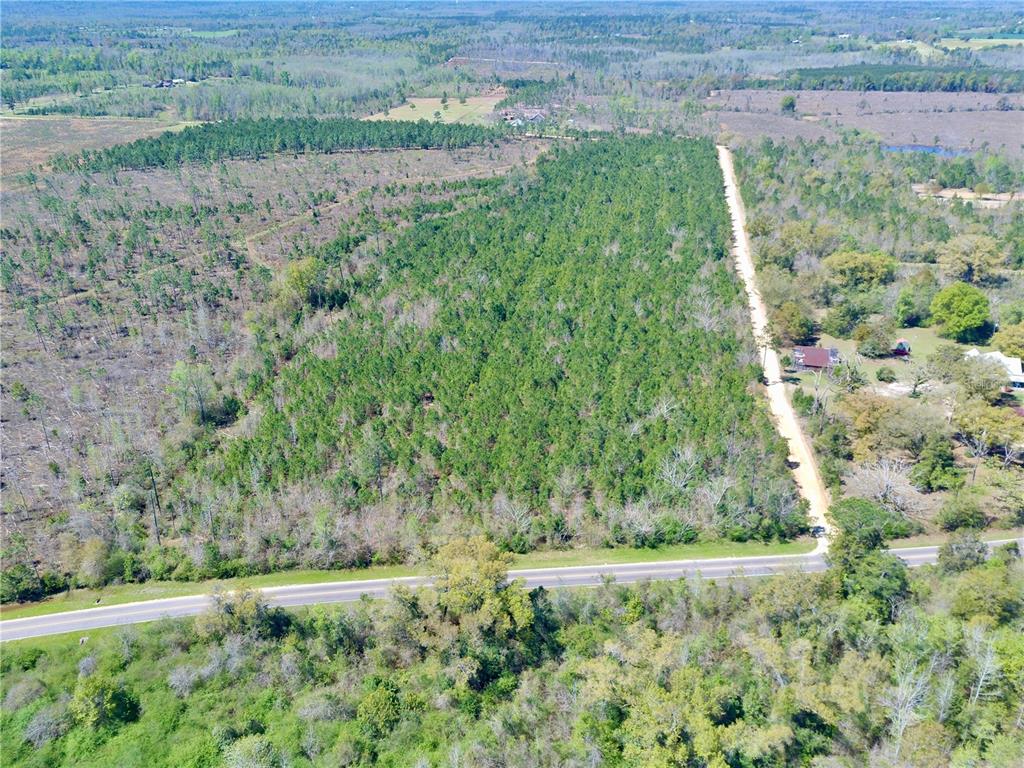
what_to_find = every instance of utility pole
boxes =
[147,462,163,546]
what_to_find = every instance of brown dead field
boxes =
[706,90,1024,115]
[0,140,550,546]
[842,111,1024,158]
[709,111,838,144]
[0,116,193,184]
[705,90,1024,157]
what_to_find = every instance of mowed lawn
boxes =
[364,95,503,125]
[793,326,991,388]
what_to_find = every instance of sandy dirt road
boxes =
[717,145,832,552]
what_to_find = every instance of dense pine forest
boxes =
[53,119,505,172]
[168,137,801,574]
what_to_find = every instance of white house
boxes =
[965,348,1024,388]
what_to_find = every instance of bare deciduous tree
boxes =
[881,656,935,760]
[966,625,1000,708]
[844,458,922,517]
[660,445,701,495]
[966,430,990,484]
[932,672,956,724]
[491,491,533,542]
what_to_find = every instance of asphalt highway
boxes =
[2,539,1018,642]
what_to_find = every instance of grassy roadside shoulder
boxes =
[887,528,1023,549]
[0,539,816,621]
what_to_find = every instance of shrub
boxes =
[24,700,70,748]
[3,678,44,710]
[296,692,342,722]
[194,588,289,641]
[168,665,199,698]
[823,250,897,289]
[223,734,283,768]
[1,646,45,673]
[991,321,1024,357]
[69,675,139,729]
[773,301,815,345]
[831,497,915,545]
[357,680,402,738]
[894,269,939,327]
[875,366,896,383]
[909,434,963,492]
[841,550,910,615]
[792,387,815,416]
[852,319,893,358]
[0,563,42,603]
[77,655,97,678]
[822,301,867,338]
[951,567,1022,623]
[937,496,986,531]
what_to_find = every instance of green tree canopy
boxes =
[929,281,990,342]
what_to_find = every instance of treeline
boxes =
[51,118,504,172]
[744,64,1024,93]
[496,78,563,108]
[1,533,1021,767]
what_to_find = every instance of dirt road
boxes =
[717,145,832,552]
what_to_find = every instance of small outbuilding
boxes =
[792,346,840,371]
[892,338,911,356]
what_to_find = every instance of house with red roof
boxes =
[792,346,840,371]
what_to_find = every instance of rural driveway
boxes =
[717,145,833,551]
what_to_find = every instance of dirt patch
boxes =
[911,183,1024,208]
[710,111,838,144]
[0,116,191,183]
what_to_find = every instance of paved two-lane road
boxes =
[3,540,1017,641]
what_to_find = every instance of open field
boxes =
[879,40,945,60]
[706,90,1024,157]
[0,116,193,182]
[706,90,1024,115]
[939,37,1024,50]
[364,95,504,125]
[0,539,816,621]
